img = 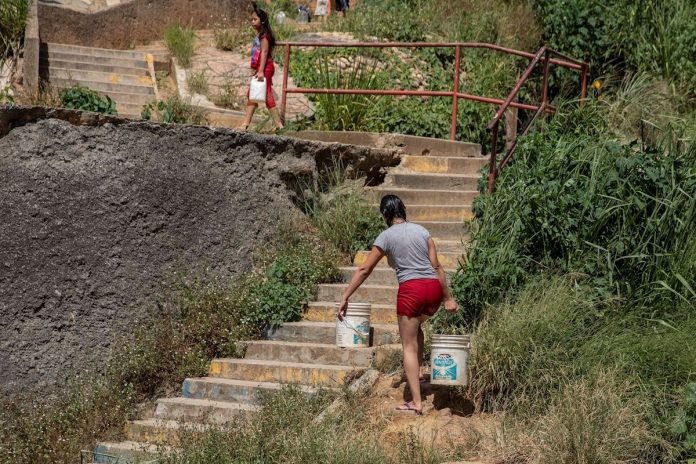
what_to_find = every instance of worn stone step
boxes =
[420,220,469,240]
[354,248,463,269]
[366,187,479,206]
[40,58,150,77]
[125,419,204,446]
[433,239,467,252]
[208,358,360,387]
[51,78,155,99]
[93,440,172,463]
[155,397,257,424]
[317,283,396,305]
[267,321,399,345]
[116,102,146,118]
[41,50,149,69]
[372,204,474,222]
[388,172,480,190]
[182,377,320,403]
[44,68,154,89]
[243,340,376,366]
[304,300,398,324]
[339,267,398,285]
[401,155,487,175]
[46,42,156,60]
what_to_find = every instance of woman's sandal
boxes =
[237,124,249,132]
[395,402,423,415]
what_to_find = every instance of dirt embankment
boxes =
[0,106,398,394]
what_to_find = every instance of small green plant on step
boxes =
[59,85,117,116]
[141,96,208,125]
[164,21,196,67]
[186,70,209,95]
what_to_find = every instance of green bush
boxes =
[59,85,117,115]
[141,96,209,125]
[237,221,341,328]
[165,22,196,67]
[671,383,696,459]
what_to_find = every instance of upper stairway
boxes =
[39,43,168,119]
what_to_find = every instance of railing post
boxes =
[450,45,461,141]
[487,122,499,193]
[280,43,291,123]
[541,49,550,107]
[579,63,589,107]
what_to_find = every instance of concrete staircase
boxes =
[91,135,485,463]
[39,43,166,119]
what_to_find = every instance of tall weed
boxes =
[0,0,29,66]
[165,22,196,67]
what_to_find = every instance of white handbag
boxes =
[249,77,267,103]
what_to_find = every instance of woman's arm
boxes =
[337,246,385,319]
[256,37,269,78]
[428,238,458,312]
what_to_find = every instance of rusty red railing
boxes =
[278,41,588,192]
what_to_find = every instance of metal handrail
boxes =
[277,40,588,192]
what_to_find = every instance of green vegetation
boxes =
[301,162,384,257]
[141,96,209,125]
[0,0,29,68]
[164,22,196,67]
[186,70,209,95]
[59,85,117,115]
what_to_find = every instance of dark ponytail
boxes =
[251,1,276,50]
[379,194,407,227]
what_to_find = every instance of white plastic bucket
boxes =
[335,303,371,348]
[430,334,471,386]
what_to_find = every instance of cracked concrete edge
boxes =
[313,368,380,424]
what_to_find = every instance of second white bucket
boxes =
[430,334,471,386]
[335,302,372,348]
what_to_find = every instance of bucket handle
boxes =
[337,317,369,343]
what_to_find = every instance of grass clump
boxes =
[164,22,196,67]
[141,96,209,125]
[186,70,208,95]
[0,0,29,67]
[160,386,443,464]
[301,162,384,258]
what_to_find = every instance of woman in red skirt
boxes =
[239,2,284,131]
[337,195,458,414]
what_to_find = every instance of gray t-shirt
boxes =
[373,222,438,284]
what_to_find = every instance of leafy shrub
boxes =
[0,84,13,103]
[214,25,252,51]
[671,383,696,459]
[141,96,209,125]
[237,220,340,328]
[164,22,196,67]
[59,85,117,115]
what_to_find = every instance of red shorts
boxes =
[396,278,443,318]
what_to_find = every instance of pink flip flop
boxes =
[395,402,423,415]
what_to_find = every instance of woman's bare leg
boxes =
[269,107,284,129]
[398,314,430,411]
[240,103,257,129]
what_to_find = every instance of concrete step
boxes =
[267,321,399,345]
[125,419,204,446]
[41,50,148,69]
[48,76,154,96]
[374,204,473,222]
[339,267,398,285]
[317,283,396,305]
[401,155,487,175]
[243,340,378,367]
[46,42,157,60]
[304,300,398,324]
[43,67,154,88]
[40,58,150,77]
[93,440,172,463]
[388,172,480,190]
[366,187,479,206]
[432,239,467,252]
[354,248,464,269]
[182,377,320,403]
[116,102,146,118]
[155,397,257,424]
[208,358,361,387]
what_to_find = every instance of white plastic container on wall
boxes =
[335,303,372,348]
[430,334,471,386]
